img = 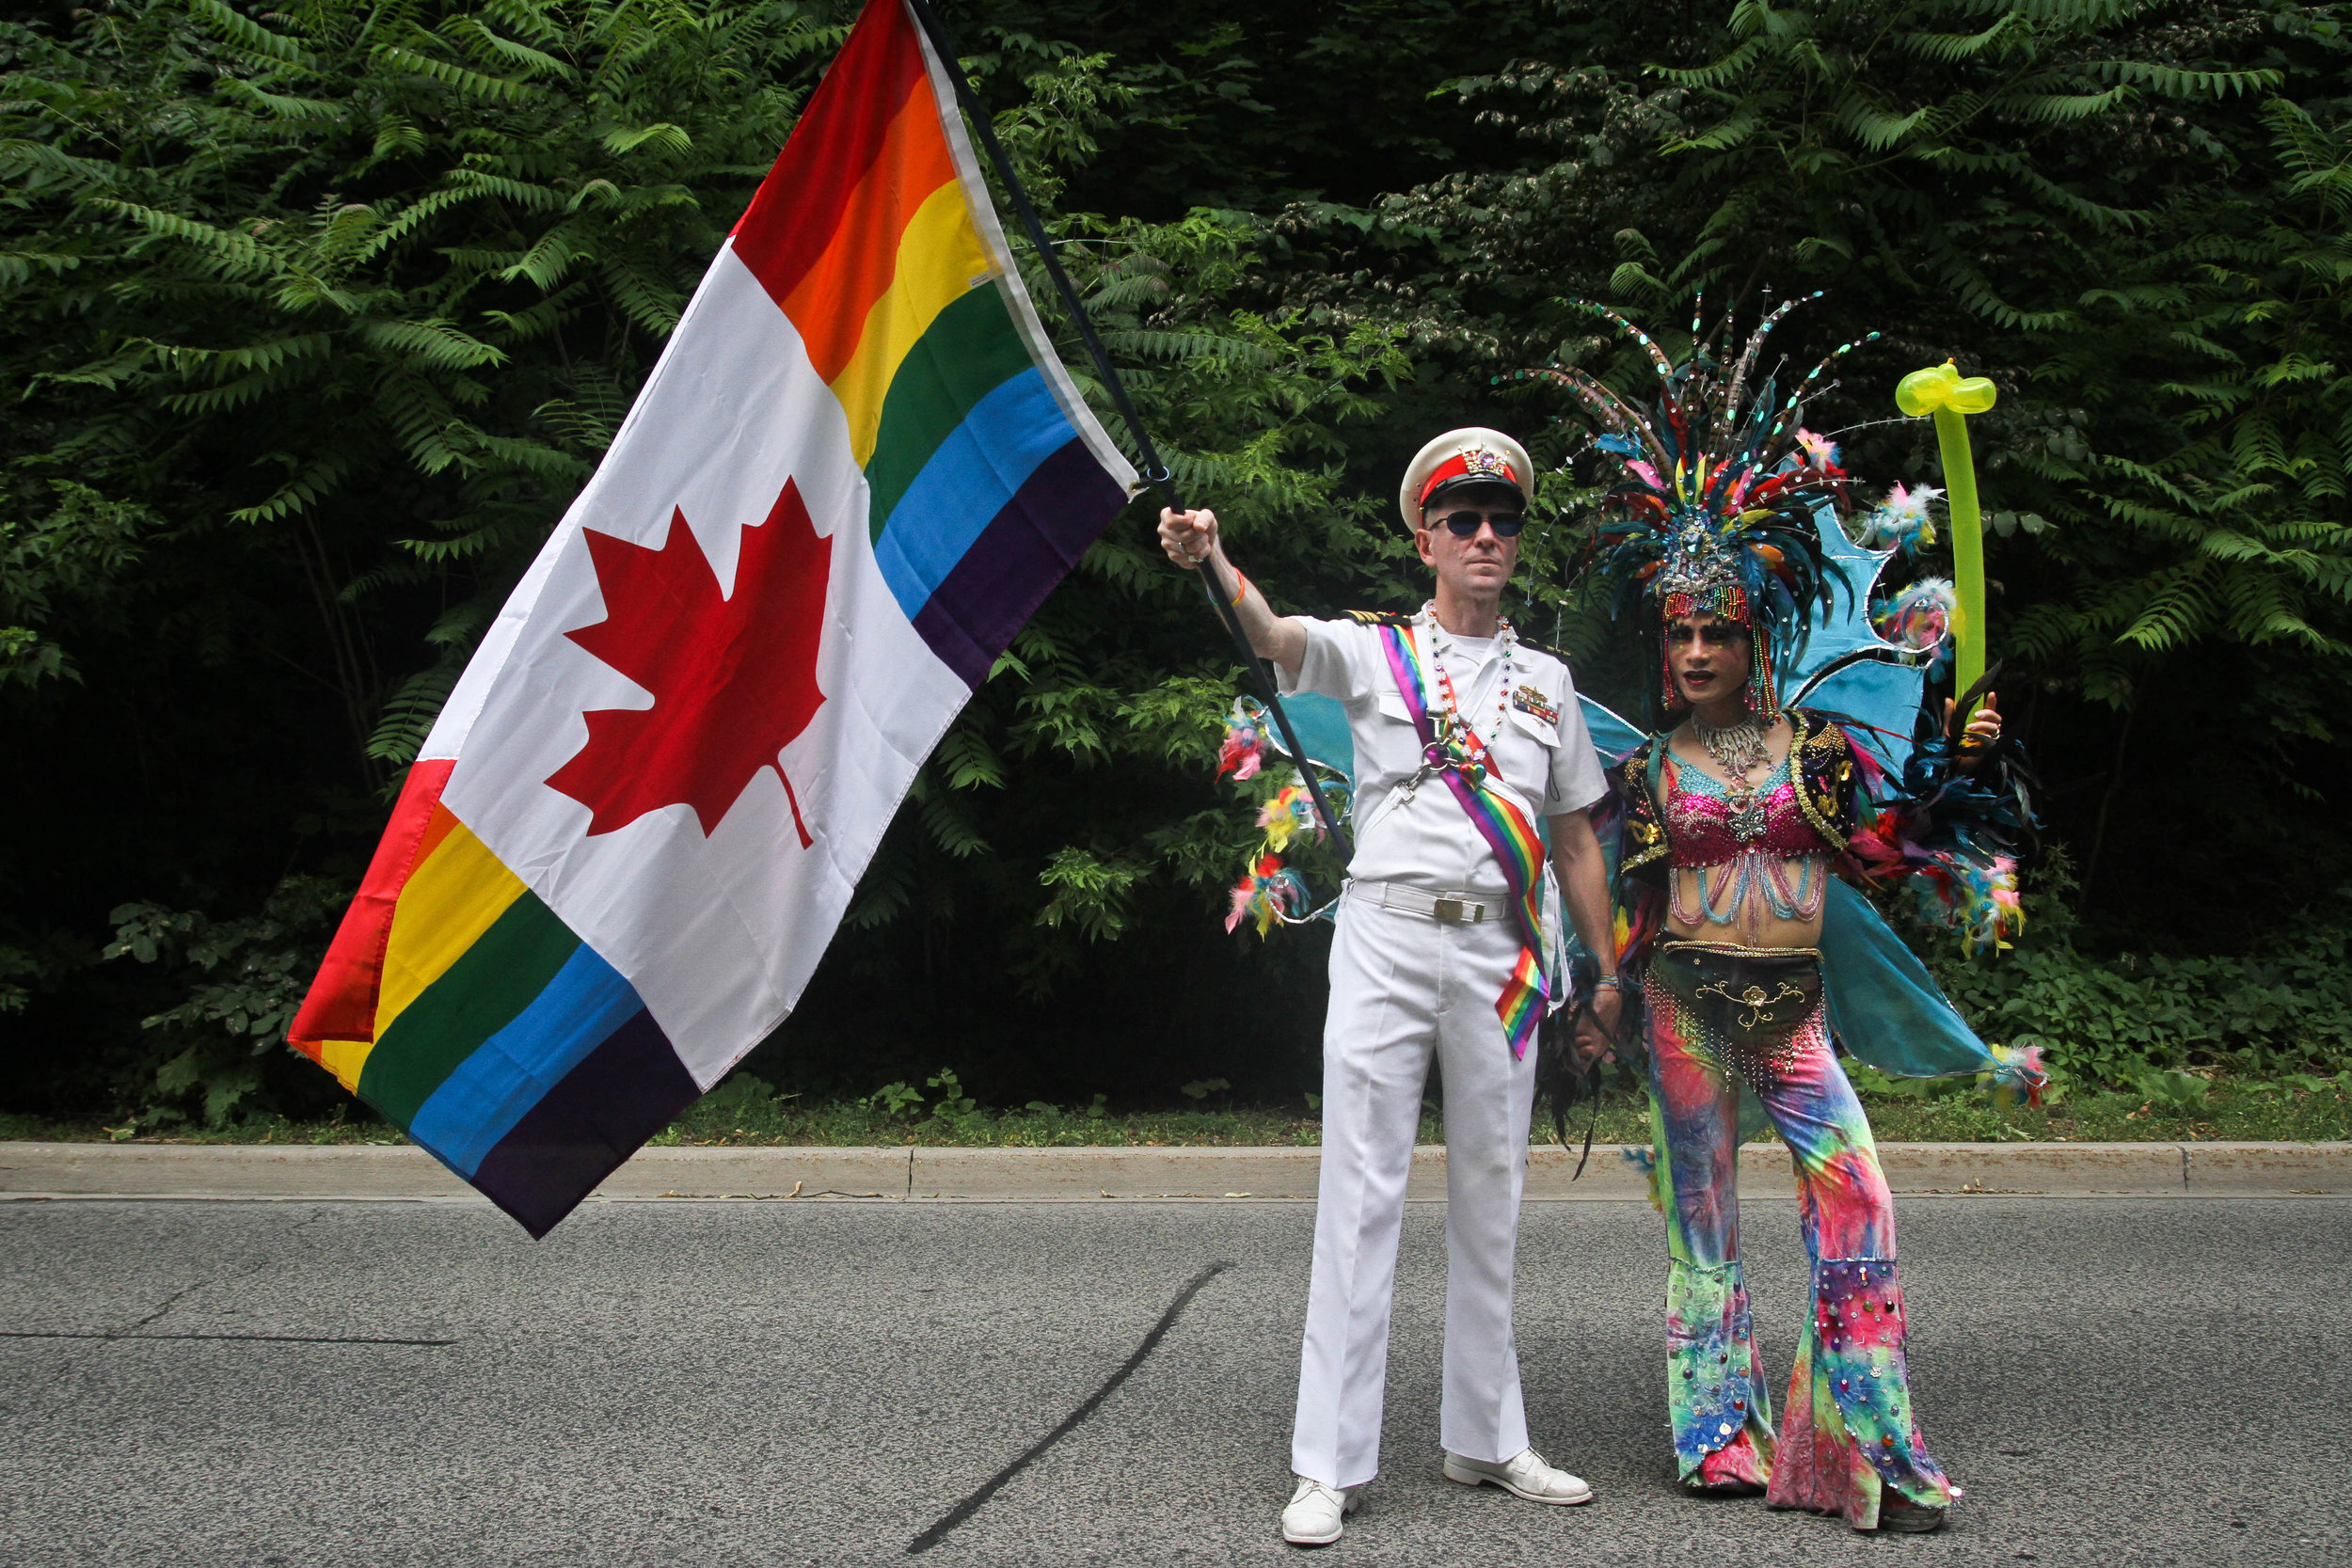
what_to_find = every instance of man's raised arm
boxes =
[1157,507,1309,680]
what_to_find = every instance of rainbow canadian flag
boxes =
[289,0,1136,1236]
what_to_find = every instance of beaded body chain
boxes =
[1665,752,1825,942]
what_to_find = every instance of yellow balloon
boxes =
[1895,360,1996,713]
[1949,375,1997,414]
[1895,362,1956,415]
[1895,359,1997,416]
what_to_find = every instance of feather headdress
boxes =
[1509,294,1878,716]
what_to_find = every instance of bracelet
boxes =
[1595,974,1632,993]
[1228,570,1249,608]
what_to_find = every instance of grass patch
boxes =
[652,1095,1338,1148]
[1572,1068,2352,1146]
[0,1108,407,1146]
[6,1068,2347,1147]
[1831,1066,2352,1145]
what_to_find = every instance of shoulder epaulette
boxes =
[1787,706,1853,754]
[1342,609,1416,627]
[1517,633,1571,664]
[1784,707,1860,849]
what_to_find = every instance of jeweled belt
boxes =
[1652,940,1825,1044]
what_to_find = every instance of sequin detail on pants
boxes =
[1667,1259,1773,1473]
[1644,946,1956,1528]
[1772,1257,1952,1522]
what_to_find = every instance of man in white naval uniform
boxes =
[1158,428,1627,1547]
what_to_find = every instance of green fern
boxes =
[366,663,460,765]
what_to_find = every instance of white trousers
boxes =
[1290,890,1539,1488]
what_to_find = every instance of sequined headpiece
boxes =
[1510,293,1877,717]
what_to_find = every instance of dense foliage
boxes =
[4,0,2350,1128]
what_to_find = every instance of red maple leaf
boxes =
[547,479,831,844]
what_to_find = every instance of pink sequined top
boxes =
[1663,752,1835,869]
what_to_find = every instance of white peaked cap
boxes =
[1396,427,1534,530]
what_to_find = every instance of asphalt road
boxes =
[3,1195,2345,1566]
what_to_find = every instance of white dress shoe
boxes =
[1443,1447,1595,1504]
[1281,1477,1360,1545]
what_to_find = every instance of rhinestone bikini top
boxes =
[1662,752,1832,868]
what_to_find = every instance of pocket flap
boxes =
[1509,705,1559,748]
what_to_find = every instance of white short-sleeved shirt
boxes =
[1278,614,1609,896]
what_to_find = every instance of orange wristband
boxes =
[1229,571,1249,608]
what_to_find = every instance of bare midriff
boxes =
[1663,863,1826,948]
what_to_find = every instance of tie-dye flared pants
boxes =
[1643,941,1956,1529]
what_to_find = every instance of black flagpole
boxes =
[903,0,1352,860]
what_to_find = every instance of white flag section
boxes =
[434,252,947,1065]
[289,0,1136,1235]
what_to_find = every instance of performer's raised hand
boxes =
[1945,691,2002,771]
[1158,506,1218,569]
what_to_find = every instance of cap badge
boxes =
[1460,448,1513,481]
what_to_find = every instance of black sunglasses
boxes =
[1431,508,1527,538]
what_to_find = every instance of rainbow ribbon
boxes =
[1378,625,1551,1058]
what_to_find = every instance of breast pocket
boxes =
[1502,705,1561,804]
[1508,705,1559,750]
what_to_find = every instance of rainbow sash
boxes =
[1377,624,1551,1058]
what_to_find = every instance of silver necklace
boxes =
[1693,712,1772,841]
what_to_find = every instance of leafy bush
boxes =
[1927,912,2352,1088]
[101,873,350,1125]
[7,0,2352,1119]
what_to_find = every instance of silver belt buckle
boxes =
[1434,896,1466,923]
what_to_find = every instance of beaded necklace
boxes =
[1692,712,1772,838]
[1421,602,1514,766]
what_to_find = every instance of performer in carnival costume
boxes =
[1520,298,2043,1533]
[1158,431,1619,1548]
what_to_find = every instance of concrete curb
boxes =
[3,1139,2346,1203]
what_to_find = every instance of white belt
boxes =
[1351,880,1496,925]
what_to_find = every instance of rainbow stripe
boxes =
[290,761,695,1237]
[1377,625,1553,1058]
[728,0,1129,687]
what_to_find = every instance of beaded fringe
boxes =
[1660,584,1778,718]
